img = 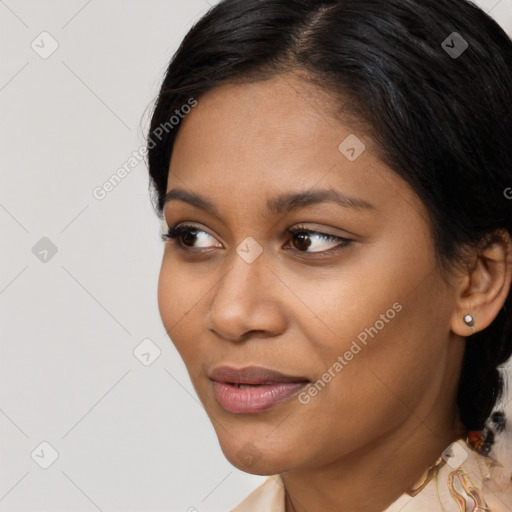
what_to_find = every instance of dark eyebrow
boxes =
[163,187,375,217]
[266,188,375,215]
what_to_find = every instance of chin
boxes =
[220,441,292,475]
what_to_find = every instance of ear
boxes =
[451,229,512,337]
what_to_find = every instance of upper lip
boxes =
[209,365,310,385]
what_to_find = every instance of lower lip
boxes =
[211,380,308,413]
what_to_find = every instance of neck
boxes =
[282,412,465,512]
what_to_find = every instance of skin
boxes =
[157,72,512,512]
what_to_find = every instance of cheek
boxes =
[290,253,453,427]
[157,257,208,358]
[290,309,439,464]
[278,263,404,367]
[157,259,180,331]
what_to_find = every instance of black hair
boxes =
[146,0,512,450]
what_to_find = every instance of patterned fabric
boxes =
[230,438,512,512]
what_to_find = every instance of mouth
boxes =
[208,365,310,413]
[208,365,310,385]
[228,383,281,389]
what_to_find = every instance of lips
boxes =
[208,365,310,414]
[208,365,310,385]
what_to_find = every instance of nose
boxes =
[205,247,288,342]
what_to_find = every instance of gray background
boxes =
[1,1,511,511]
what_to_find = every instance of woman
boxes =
[146,0,512,510]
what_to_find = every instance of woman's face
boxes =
[158,73,464,474]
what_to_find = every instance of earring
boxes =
[463,314,476,334]
[463,314,474,327]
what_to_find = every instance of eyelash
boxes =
[161,223,352,256]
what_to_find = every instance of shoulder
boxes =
[385,438,512,512]
[441,437,511,512]
[228,438,512,512]
[229,474,285,512]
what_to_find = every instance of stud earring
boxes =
[463,314,474,327]
[463,314,476,334]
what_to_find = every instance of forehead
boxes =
[173,72,363,163]
[166,73,422,223]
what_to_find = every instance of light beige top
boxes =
[230,438,512,512]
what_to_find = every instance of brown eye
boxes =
[162,224,222,250]
[286,227,352,254]
[181,227,199,247]
[291,231,313,251]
